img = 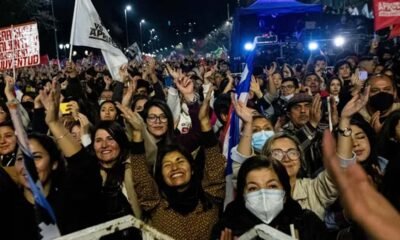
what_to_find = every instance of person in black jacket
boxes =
[0,81,103,239]
[212,155,332,240]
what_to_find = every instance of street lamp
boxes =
[139,19,146,50]
[149,29,155,52]
[58,43,70,57]
[124,5,132,48]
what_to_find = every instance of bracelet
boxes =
[241,134,252,138]
[337,152,357,169]
[55,132,69,141]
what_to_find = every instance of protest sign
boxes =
[0,22,40,71]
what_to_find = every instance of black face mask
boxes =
[369,92,394,111]
[21,101,34,111]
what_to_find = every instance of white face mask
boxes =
[245,189,285,224]
[282,94,294,101]
[251,130,274,152]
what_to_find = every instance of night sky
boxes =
[54,0,237,50]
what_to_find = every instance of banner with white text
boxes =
[0,22,40,71]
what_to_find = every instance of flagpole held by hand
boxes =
[69,0,79,61]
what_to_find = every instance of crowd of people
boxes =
[0,33,400,240]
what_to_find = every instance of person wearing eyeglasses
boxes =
[260,132,341,220]
[233,128,344,221]
[232,100,341,220]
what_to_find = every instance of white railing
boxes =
[55,215,174,240]
[238,224,297,240]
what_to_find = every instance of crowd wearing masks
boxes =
[0,34,400,240]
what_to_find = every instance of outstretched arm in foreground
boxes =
[322,131,400,240]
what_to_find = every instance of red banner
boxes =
[389,24,400,39]
[374,0,400,31]
[0,22,40,71]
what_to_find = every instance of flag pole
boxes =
[69,0,79,61]
[11,25,16,78]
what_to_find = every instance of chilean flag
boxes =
[222,40,256,208]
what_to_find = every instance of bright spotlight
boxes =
[333,36,345,47]
[244,42,254,51]
[72,51,77,56]
[125,5,132,11]
[308,41,318,51]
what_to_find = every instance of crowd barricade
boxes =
[238,224,297,240]
[55,215,174,240]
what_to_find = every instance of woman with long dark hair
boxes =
[127,93,225,240]
[212,155,330,239]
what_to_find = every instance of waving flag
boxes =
[70,0,127,81]
[222,41,256,208]
[7,101,61,239]
[389,24,400,38]
[373,0,400,31]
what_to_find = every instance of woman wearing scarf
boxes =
[125,91,225,240]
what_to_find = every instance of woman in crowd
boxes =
[1,81,103,238]
[0,121,18,167]
[128,91,225,240]
[232,97,340,220]
[92,121,142,239]
[0,101,11,124]
[328,77,342,103]
[99,100,119,122]
[334,60,353,83]
[122,76,203,169]
[213,155,331,239]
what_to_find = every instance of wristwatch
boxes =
[338,127,352,137]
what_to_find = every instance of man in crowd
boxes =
[359,74,400,133]
[282,93,324,177]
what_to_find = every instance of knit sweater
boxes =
[131,142,225,240]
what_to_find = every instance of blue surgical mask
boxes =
[251,130,274,152]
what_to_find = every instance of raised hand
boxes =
[265,62,277,76]
[370,111,383,133]
[232,94,253,124]
[40,80,61,125]
[309,94,322,128]
[341,86,370,119]
[322,130,400,240]
[122,79,137,107]
[77,113,91,135]
[176,76,195,102]
[118,63,129,82]
[166,63,182,80]
[4,75,15,101]
[116,102,144,131]
[350,69,365,96]
[329,96,339,127]
[199,88,213,131]
[250,75,263,98]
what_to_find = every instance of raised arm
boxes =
[323,131,400,240]
[337,86,370,159]
[40,80,81,157]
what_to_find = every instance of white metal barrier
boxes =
[55,215,174,240]
[238,224,297,240]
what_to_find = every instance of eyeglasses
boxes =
[147,114,168,123]
[270,149,300,161]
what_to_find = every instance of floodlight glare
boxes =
[244,42,254,51]
[125,5,132,11]
[308,41,318,51]
[333,36,345,47]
